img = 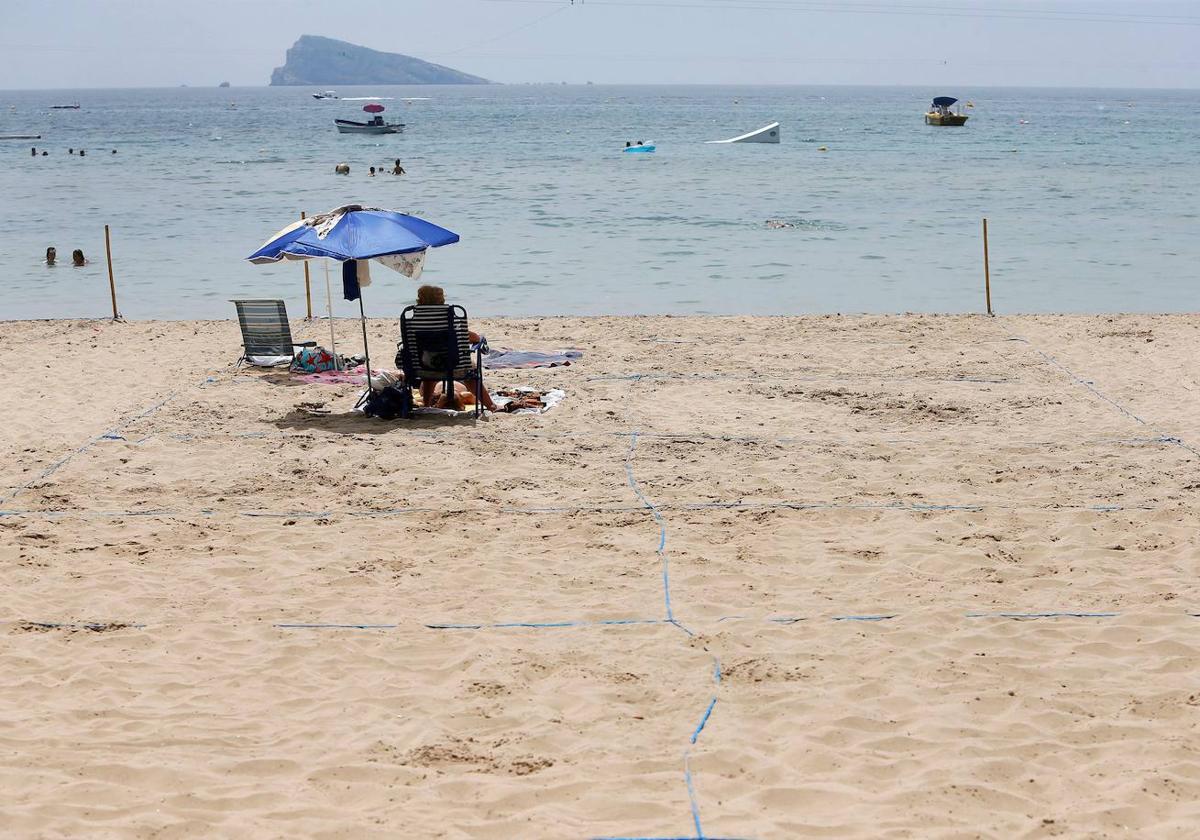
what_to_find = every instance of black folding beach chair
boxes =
[231,299,315,367]
[397,304,485,418]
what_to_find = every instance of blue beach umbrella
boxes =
[248,205,459,264]
[248,205,460,386]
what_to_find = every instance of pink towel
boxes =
[294,369,370,385]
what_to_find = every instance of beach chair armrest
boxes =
[293,340,318,348]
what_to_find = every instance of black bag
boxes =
[357,384,412,420]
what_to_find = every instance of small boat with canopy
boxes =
[925,97,968,126]
[335,103,404,135]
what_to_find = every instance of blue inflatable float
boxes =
[623,144,656,153]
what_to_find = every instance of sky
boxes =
[1,0,1198,89]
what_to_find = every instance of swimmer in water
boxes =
[72,249,87,266]
[45,246,57,266]
[369,166,376,177]
[392,158,405,175]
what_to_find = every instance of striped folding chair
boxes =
[231,299,316,367]
[397,304,484,418]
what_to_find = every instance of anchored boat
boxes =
[706,122,780,144]
[335,103,403,135]
[925,97,968,126]
[335,116,404,134]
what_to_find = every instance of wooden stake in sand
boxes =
[103,224,121,321]
[982,217,993,316]
[301,211,313,319]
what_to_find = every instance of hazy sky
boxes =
[2,0,1198,89]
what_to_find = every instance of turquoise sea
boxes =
[0,84,1197,320]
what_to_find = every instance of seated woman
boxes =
[413,284,499,412]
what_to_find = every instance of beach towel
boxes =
[294,368,394,386]
[294,369,367,385]
[493,387,566,414]
[482,348,583,369]
[376,250,426,279]
[342,259,371,301]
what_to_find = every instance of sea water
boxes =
[0,84,1196,320]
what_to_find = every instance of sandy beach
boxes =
[2,313,1199,839]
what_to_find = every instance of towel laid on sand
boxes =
[294,368,371,385]
[493,387,566,414]
[408,386,566,415]
[482,348,582,369]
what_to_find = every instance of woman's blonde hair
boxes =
[417,285,445,306]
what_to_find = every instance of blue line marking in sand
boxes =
[588,372,1012,386]
[27,612,1178,633]
[422,618,668,631]
[0,498,1160,522]
[965,612,1119,619]
[275,624,399,630]
[16,621,146,630]
[690,698,718,745]
[1004,329,1200,460]
[2,366,232,507]
[683,752,705,838]
[625,432,693,634]
[2,393,178,504]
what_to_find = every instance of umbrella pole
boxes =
[323,260,339,369]
[358,294,372,392]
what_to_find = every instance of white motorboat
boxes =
[706,122,781,144]
[334,116,404,135]
[312,90,339,100]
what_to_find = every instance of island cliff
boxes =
[269,36,491,86]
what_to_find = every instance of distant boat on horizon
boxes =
[50,103,80,110]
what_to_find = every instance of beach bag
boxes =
[291,346,339,373]
[357,384,412,420]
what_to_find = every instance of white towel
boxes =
[376,250,426,280]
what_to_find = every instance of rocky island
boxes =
[270,35,491,86]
